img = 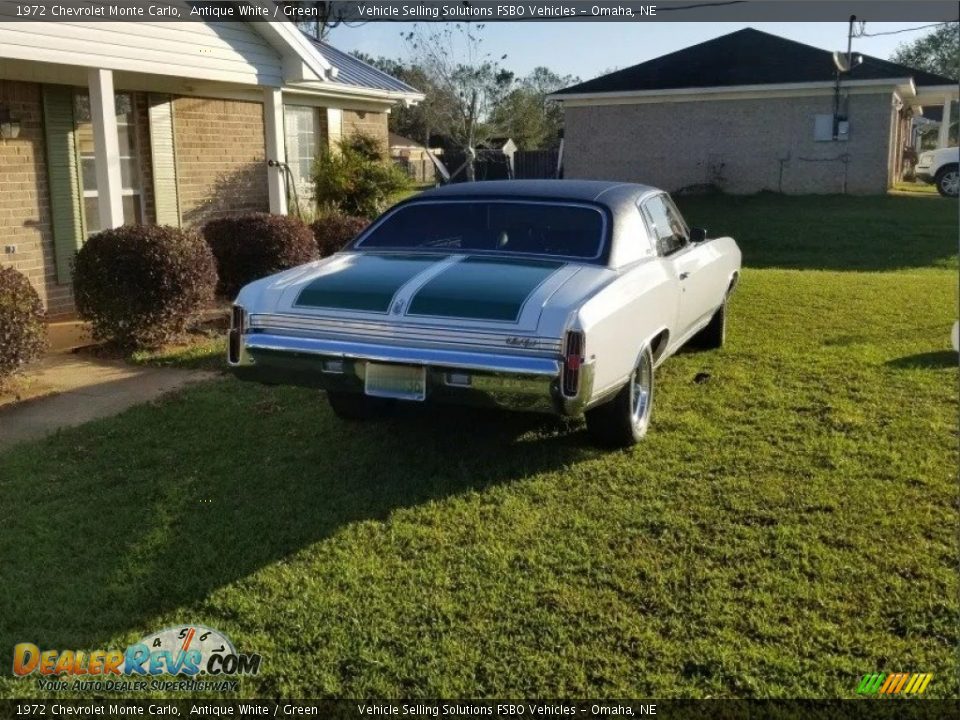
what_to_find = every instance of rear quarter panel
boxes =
[576,259,677,400]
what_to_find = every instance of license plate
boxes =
[365,362,426,401]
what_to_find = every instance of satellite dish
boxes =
[833,51,864,73]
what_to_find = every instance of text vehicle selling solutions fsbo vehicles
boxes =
[229,180,741,447]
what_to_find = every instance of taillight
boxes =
[562,330,584,397]
[228,306,245,364]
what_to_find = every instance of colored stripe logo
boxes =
[295,253,447,313]
[408,256,565,323]
[857,673,932,695]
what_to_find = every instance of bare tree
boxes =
[275,1,339,42]
[404,23,512,180]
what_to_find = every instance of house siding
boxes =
[173,95,269,228]
[0,80,75,318]
[563,92,895,195]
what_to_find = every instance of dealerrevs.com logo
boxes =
[12,625,261,693]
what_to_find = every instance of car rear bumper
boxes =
[229,331,595,416]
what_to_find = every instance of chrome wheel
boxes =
[939,169,959,198]
[585,344,655,447]
[630,348,654,431]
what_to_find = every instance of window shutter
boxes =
[147,94,181,227]
[42,85,83,285]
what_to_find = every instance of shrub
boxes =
[313,132,411,219]
[0,266,47,383]
[311,214,371,257]
[74,225,216,350]
[203,213,318,298]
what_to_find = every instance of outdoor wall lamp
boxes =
[0,107,21,139]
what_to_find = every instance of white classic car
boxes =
[229,180,741,447]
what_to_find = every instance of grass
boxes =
[0,194,956,700]
[893,181,939,195]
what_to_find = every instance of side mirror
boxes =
[689,227,708,243]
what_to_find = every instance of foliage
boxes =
[73,225,216,350]
[311,214,371,257]
[489,67,579,150]
[203,213,318,298]
[0,266,46,383]
[891,21,960,81]
[313,133,411,218]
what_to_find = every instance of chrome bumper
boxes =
[229,331,594,416]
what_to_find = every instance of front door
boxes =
[641,194,718,339]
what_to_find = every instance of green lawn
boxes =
[1,194,956,699]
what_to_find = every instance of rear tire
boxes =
[585,345,654,448]
[327,391,393,421]
[688,300,726,350]
[935,164,959,198]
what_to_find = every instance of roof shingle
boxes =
[554,28,957,95]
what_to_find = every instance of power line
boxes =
[854,22,954,38]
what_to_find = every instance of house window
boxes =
[74,92,143,235]
[284,104,318,199]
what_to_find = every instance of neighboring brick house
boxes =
[0,15,422,319]
[551,29,958,195]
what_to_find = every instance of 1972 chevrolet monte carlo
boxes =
[229,180,741,447]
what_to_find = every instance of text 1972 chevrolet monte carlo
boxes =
[229,180,741,447]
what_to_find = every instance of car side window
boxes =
[642,195,689,256]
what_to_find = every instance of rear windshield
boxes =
[355,200,606,260]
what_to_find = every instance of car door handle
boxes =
[679,271,691,280]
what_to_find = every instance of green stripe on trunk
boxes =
[295,253,446,313]
[408,256,564,323]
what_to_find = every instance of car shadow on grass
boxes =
[0,381,599,652]
[885,350,958,370]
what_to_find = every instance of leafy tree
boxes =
[891,22,959,80]
[892,23,959,147]
[313,133,410,218]
[490,67,580,149]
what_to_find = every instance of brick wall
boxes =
[0,81,75,318]
[173,96,269,228]
[342,109,389,152]
[563,92,895,195]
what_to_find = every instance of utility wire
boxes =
[854,22,954,38]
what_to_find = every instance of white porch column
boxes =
[263,87,288,215]
[326,108,343,151]
[938,95,952,148]
[87,68,124,229]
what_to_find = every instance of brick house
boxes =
[550,28,958,195]
[0,14,422,319]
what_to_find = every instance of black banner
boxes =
[0,1,957,23]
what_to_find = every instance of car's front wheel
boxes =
[585,344,654,448]
[935,164,959,198]
[327,391,393,421]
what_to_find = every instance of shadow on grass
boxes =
[0,382,595,651]
[675,193,959,272]
[886,350,958,370]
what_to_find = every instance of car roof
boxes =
[416,179,659,207]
